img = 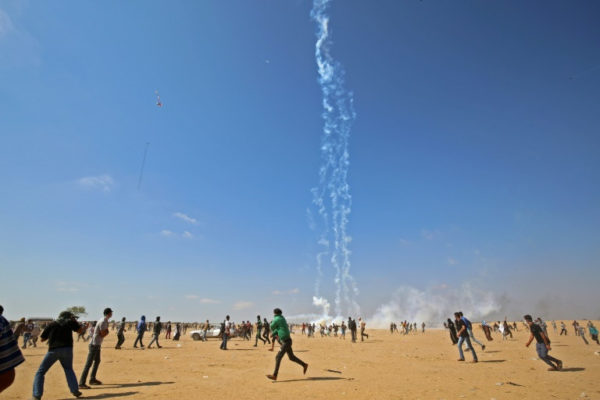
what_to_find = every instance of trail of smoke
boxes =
[310,0,359,318]
[137,142,150,191]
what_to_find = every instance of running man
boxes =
[524,314,562,371]
[459,312,485,351]
[588,323,599,345]
[262,317,271,344]
[455,312,478,363]
[559,321,567,335]
[79,308,112,389]
[32,311,85,399]
[266,308,308,381]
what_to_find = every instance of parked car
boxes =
[189,323,242,340]
[189,325,222,340]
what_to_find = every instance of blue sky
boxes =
[1,0,599,323]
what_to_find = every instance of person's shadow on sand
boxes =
[108,381,175,388]
[59,391,138,399]
[559,367,585,372]
[274,377,352,383]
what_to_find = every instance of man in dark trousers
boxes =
[525,314,563,371]
[266,308,308,381]
[133,316,146,348]
[455,312,478,363]
[79,307,112,389]
[262,317,271,344]
[115,317,126,349]
[254,315,266,347]
[349,318,357,342]
[32,311,85,399]
[147,316,162,349]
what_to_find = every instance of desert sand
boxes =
[5,322,600,399]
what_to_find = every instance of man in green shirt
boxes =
[266,308,308,381]
[254,315,266,347]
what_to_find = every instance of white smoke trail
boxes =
[310,0,360,319]
[369,283,504,328]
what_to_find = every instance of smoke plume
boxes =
[310,0,360,319]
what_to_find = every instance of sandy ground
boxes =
[4,322,600,400]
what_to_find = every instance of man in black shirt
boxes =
[455,312,478,362]
[32,311,85,399]
[524,314,562,371]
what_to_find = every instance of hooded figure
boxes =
[134,316,146,348]
[447,318,458,344]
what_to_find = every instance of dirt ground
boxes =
[5,322,600,399]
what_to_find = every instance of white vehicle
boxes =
[189,325,222,340]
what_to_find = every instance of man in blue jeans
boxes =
[455,312,478,363]
[524,314,563,371]
[32,311,85,399]
[459,311,485,351]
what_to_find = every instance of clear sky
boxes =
[1,0,599,324]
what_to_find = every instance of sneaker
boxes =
[31,397,41,400]
[457,358,465,361]
[79,384,90,390]
[72,390,83,398]
[89,379,103,385]
[471,360,478,363]
[266,374,277,381]
[556,361,563,371]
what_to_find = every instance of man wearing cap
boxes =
[266,308,308,381]
[79,307,112,389]
[31,310,85,399]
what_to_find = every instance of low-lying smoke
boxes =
[369,283,505,328]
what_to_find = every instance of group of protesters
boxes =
[3,301,600,398]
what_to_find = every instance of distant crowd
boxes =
[1,303,599,398]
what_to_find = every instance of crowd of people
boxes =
[1,302,599,398]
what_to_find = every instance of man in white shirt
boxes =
[79,308,112,389]
[220,315,231,350]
